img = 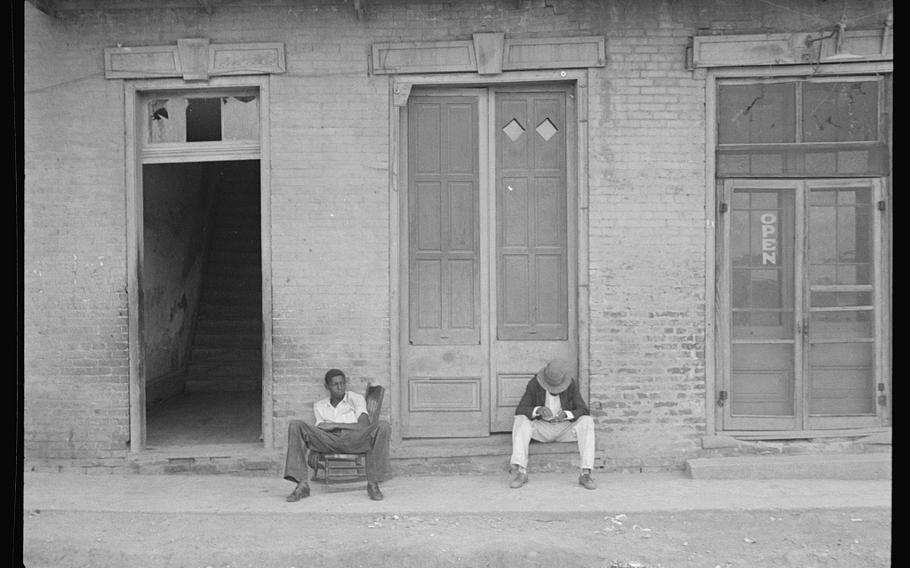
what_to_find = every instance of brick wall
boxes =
[23,0,891,464]
[24,7,130,458]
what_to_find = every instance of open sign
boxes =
[760,212,777,265]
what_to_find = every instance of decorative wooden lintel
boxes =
[372,34,605,76]
[691,27,893,68]
[104,39,286,80]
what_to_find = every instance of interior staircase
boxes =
[186,164,262,393]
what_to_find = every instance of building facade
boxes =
[23,0,892,471]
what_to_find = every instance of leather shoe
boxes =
[578,472,597,490]
[286,482,310,502]
[367,481,384,501]
[509,468,528,489]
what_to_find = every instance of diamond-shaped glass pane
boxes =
[503,119,525,142]
[536,118,557,141]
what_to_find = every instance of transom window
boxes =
[715,76,890,178]
[139,89,261,164]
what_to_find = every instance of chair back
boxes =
[365,384,385,426]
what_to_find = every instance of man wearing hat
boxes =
[509,358,597,490]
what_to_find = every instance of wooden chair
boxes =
[307,384,385,490]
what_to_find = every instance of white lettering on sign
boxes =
[760,212,777,265]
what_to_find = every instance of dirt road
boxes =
[23,507,890,568]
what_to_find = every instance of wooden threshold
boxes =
[717,427,891,441]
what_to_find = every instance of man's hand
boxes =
[317,421,362,431]
[538,407,554,421]
[554,410,568,422]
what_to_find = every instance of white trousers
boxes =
[509,414,596,471]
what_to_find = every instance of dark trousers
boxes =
[283,419,392,484]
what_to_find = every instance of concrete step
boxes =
[132,444,282,477]
[35,442,591,477]
[686,453,892,480]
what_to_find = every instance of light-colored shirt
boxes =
[533,391,575,421]
[314,391,368,425]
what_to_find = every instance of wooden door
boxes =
[490,88,575,432]
[719,178,885,431]
[401,92,488,437]
[400,86,576,438]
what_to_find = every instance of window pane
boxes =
[718,83,796,144]
[802,81,878,143]
[751,270,781,309]
[148,98,187,143]
[222,96,259,141]
[186,98,221,142]
[730,188,795,340]
[809,188,873,286]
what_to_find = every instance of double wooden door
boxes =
[718,178,888,430]
[399,86,577,438]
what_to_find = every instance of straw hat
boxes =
[536,359,573,394]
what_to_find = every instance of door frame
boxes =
[705,62,893,437]
[124,75,274,451]
[388,70,591,445]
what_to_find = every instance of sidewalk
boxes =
[22,469,892,516]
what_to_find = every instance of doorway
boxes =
[398,85,578,438]
[126,82,270,450]
[143,160,262,447]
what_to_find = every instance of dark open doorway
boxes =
[142,160,262,447]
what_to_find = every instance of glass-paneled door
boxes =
[720,178,886,431]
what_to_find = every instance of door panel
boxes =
[721,178,884,431]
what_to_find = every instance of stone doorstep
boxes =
[686,453,892,480]
[26,441,605,477]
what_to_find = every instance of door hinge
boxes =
[877,200,886,211]
[878,382,887,406]
[716,390,728,406]
[719,202,728,213]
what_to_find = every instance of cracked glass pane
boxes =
[802,81,878,143]
[148,98,187,144]
[222,95,260,141]
[718,83,796,144]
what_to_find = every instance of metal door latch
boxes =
[716,390,728,406]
